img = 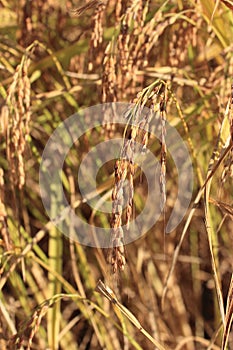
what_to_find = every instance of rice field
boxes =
[0,1,233,349]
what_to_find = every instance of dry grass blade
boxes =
[203,199,225,326]
[209,198,233,218]
[70,0,104,16]
[221,274,233,350]
[96,280,168,350]
[220,0,233,11]
[175,336,221,350]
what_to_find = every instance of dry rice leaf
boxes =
[70,0,104,16]
[96,280,168,350]
[209,198,233,218]
[220,0,233,11]
[203,98,232,327]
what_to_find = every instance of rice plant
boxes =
[0,1,232,349]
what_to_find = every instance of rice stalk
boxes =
[203,95,232,330]
[162,88,233,315]
[107,80,168,275]
[9,293,85,349]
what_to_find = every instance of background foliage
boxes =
[0,0,232,349]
